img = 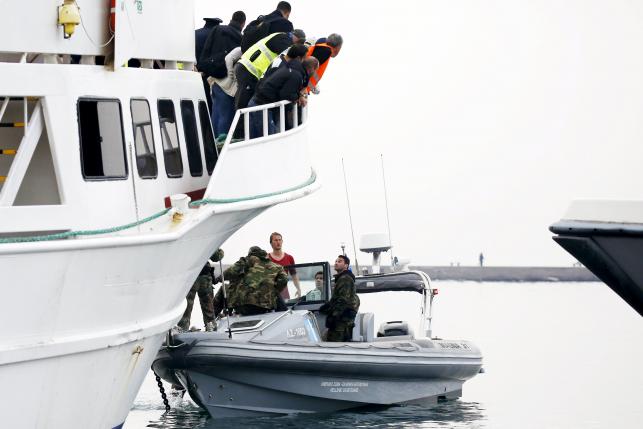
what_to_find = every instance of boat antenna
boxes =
[341,158,359,273]
[380,154,394,268]
[218,257,232,339]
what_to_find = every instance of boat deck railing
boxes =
[223,99,307,148]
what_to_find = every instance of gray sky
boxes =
[195,0,643,267]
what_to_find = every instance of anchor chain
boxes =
[153,369,171,412]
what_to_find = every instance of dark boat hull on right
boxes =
[551,200,643,317]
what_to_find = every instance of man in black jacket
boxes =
[241,2,294,52]
[247,56,318,138]
[319,255,360,342]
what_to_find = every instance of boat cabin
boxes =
[210,263,436,343]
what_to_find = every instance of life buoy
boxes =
[109,0,116,33]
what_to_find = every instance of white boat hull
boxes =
[0,208,266,428]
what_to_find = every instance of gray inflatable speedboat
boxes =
[153,264,483,418]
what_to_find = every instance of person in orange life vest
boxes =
[306,33,343,94]
[268,232,301,299]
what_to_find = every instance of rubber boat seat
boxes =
[351,312,375,342]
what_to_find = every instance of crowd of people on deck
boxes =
[194,2,343,140]
[178,231,360,343]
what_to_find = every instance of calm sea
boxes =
[124,281,643,428]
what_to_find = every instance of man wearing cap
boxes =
[212,246,288,317]
[215,246,288,316]
[195,18,223,110]
[197,11,246,137]
[195,18,222,61]
[319,255,360,342]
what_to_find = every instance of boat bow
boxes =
[202,100,319,209]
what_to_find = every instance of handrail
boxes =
[223,99,308,149]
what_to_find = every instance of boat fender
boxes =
[58,0,81,39]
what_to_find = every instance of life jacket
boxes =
[239,33,283,79]
[306,43,333,92]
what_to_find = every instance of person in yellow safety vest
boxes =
[233,32,300,110]
[306,33,343,94]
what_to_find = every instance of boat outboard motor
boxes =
[377,320,414,337]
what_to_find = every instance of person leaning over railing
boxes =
[306,33,343,94]
[262,44,308,131]
[264,42,308,81]
[234,31,304,111]
[247,56,319,138]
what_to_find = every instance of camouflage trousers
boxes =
[178,275,214,330]
[326,323,354,342]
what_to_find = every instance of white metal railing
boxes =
[223,99,308,148]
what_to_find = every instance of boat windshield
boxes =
[282,261,331,305]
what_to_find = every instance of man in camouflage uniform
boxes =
[212,246,288,317]
[177,248,225,331]
[211,251,250,317]
[319,255,360,342]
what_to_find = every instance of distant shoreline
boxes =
[407,266,599,282]
[217,264,599,282]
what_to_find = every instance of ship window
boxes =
[198,101,218,175]
[157,99,183,178]
[130,99,157,179]
[77,99,127,180]
[180,100,203,177]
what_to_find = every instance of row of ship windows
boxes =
[78,98,218,181]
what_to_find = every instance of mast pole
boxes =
[341,158,359,273]
[381,154,394,268]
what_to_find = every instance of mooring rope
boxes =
[0,207,171,244]
[0,170,316,244]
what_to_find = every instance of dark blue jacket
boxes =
[195,18,222,60]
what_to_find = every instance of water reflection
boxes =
[144,405,208,429]
[142,401,487,429]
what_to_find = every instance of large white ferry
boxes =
[0,1,318,428]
